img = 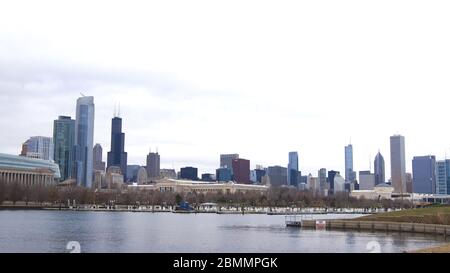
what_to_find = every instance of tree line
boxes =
[0,180,412,209]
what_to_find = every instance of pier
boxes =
[286,217,450,237]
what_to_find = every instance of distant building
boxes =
[137,167,147,185]
[180,167,198,181]
[216,168,232,182]
[390,135,406,193]
[53,116,75,181]
[74,96,95,188]
[328,170,340,194]
[333,174,346,193]
[345,144,355,182]
[126,165,140,182]
[307,174,319,193]
[220,154,239,175]
[374,151,385,185]
[232,158,250,184]
[201,173,215,182]
[255,169,266,183]
[105,166,124,189]
[406,172,413,193]
[146,152,160,179]
[412,155,436,194]
[288,152,299,187]
[0,153,61,186]
[93,170,105,189]
[93,143,105,172]
[266,166,287,187]
[318,168,327,192]
[128,178,268,195]
[160,169,177,179]
[23,136,54,161]
[250,170,257,183]
[107,116,128,180]
[359,171,375,190]
[350,183,394,200]
[436,160,450,195]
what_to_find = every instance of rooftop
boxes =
[0,153,61,179]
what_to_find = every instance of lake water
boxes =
[0,210,446,253]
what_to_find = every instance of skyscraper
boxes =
[344,144,355,182]
[93,143,105,172]
[390,135,406,193]
[328,170,340,194]
[24,136,54,161]
[412,155,436,194]
[374,151,385,185]
[74,96,95,188]
[180,167,198,181]
[359,171,375,190]
[232,158,250,184]
[318,168,327,192]
[287,151,299,187]
[265,166,288,187]
[220,154,239,175]
[436,160,450,195]
[146,152,160,178]
[107,116,127,180]
[53,116,75,181]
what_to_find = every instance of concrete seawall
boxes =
[300,220,450,237]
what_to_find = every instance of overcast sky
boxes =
[1,0,450,178]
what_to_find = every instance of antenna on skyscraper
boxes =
[118,102,121,118]
[156,147,158,153]
[369,154,372,172]
[80,92,85,97]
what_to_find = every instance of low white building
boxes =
[350,183,394,200]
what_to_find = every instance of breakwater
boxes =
[300,219,450,237]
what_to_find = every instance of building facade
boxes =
[216,168,232,182]
[53,116,75,181]
[0,153,61,186]
[359,170,375,190]
[436,160,450,195]
[318,168,327,192]
[146,152,160,179]
[287,151,299,187]
[160,169,177,179]
[74,96,95,188]
[374,151,385,185]
[180,167,198,181]
[232,158,250,184]
[328,170,340,194]
[412,155,436,194]
[23,136,54,161]
[220,154,239,175]
[107,116,127,180]
[345,144,355,182]
[266,166,287,187]
[93,143,105,172]
[390,135,406,193]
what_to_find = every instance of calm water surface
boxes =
[0,210,447,253]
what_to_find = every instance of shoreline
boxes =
[0,204,378,215]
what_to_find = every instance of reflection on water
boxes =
[0,210,446,253]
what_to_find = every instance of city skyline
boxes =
[1,1,450,177]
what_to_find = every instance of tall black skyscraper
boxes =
[107,116,127,180]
